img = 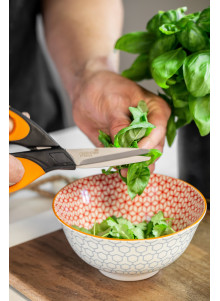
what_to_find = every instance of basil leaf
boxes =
[115,31,156,54]
[146,10,164,35]
[98,130,113,147]
[137,100,149,113]
[151,48,187,89]
[127,162,150,199]
[166,82,189,108]
[152,224,167,237]
[132,227,145,239]
[114,122,155,147]
[197,7,210,32]
[159,23,181,35]
[149,34,177,62]
[122,54,152,81]
[151,210,165,225]
[144,149,162,166]
[177,21,209,52]
[147,7,187,35]
[160,7,187,24]
[183,50,210,97]
[188,94,210,136]
[176,12,201,28]
[166,114,176,147]
[174,105,193,129]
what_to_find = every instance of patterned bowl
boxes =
[53,173,206,281]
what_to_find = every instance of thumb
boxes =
[9,155,25,186]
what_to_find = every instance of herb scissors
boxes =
[9,107,150,193]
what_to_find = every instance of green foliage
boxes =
[115,32,156,54]
[115,6,210,145]
[72,211,175,239]
[98,101,162,200]
[151,48,186,88]
[183,50,210,97]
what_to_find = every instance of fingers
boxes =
[138,125,166,151]
[9,117,14,133]
[9,155,25,186]
[9,111,30,134]
[9,111,29,186]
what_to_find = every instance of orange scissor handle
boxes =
[9,157,45,193]
[9,108,30,142]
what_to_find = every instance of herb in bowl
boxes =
[72,211,175,239]
[98,100,161,200]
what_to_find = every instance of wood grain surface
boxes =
[9,212,210,301]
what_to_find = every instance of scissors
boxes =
[9,107,150,193]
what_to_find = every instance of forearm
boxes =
[42,0,123,99]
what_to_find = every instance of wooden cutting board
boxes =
[9,212,210,301]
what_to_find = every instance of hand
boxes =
[72,70,171,173]
[9,113,29,186]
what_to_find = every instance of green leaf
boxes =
[132,227,145,239]
[72,213,175,239]
[127,162,150,199]
[145,221,154,238]
[151,48,187,89]
[149,34,177,63]
[159,23,181,35]
[160,7,187,24]
[114,122,155,147]
[112,224,134,239]
[98,130,113,147]
[176,12,201,28]
[188,94,210,136]
[166,82,189,108]
[115,31,156,54]
[144,149,162,166]
[136,221,148,231]
[152,224,167,237]
[117,217,134,229]
[177,21,209,52]
[137,100,149,113]
[174,105,193,129]
[166,114,176,147]
[101,167,117,175]
[122,54,152,81]
[72,225,92,235]
[146,7,187,35]
[151,211,165,225]
[197,7,210,32]
[183,50,210,97]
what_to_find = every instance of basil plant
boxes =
[115,7,210,146]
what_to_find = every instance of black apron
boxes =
[10,0,67,132]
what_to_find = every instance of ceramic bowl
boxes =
[53,173,206,281]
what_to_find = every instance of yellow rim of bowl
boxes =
[52,173,207,241]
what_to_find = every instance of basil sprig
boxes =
[98,100,161,200]
[115,6,210,145]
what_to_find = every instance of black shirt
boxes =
[10,0,67,132]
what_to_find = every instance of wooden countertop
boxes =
[9,211,210,301]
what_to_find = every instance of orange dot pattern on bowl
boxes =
[53,173,205,231]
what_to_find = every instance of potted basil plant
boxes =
[115,6,210,198]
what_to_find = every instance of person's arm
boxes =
[43,0,123,99]
[42,0,171,174]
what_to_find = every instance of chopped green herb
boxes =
[72,211,175,239]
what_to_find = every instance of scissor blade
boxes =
[66,148,150,168]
